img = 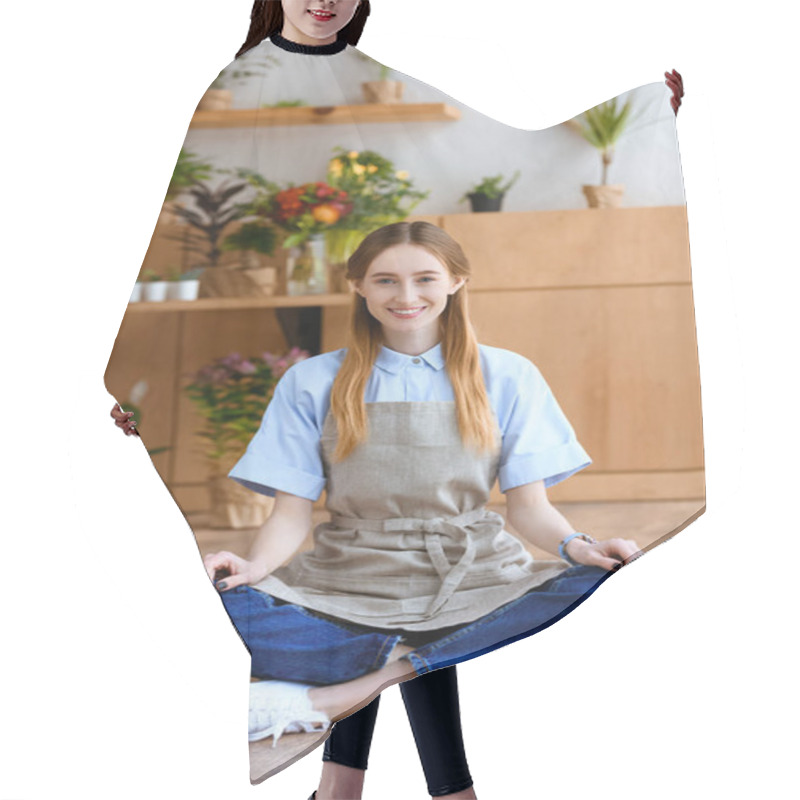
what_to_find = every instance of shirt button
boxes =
[412,358,421,364]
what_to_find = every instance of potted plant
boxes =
[184,348,308,528]
[567,95,636,208]
[216,220,281,296]
[165,266,204,301]
[460,171,521,213]
[324,147,429,291]
[238,169,356,295]
[164,178,250,296]
[356,52,404,104]
[158,148,214,226]
[139,268,169,302]
[196,53,280,111]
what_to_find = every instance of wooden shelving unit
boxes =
[108,207,703,507]
[126,293,353,313]
[189,102,461,129]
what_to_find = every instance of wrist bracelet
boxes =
[558,532,598,566]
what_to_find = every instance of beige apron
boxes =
[254,402,569,631]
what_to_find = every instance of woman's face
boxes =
[280,0,361,45]
[354,244,465,344]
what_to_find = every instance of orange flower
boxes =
[312,204,341,224]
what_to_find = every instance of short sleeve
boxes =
[497,361,591,493]
[228,366,326,501]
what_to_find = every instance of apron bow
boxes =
[331,509,500,618]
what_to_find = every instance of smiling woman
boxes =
[354,245,466,353]
[256,0,362,45]
[280,0,362,46]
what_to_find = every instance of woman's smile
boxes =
[387,306,427,319]
[308,8,335,22]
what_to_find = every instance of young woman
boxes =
[203,220,639,798]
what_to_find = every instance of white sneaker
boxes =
[248,680,330,746]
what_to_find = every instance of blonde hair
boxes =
[329,221,498,461]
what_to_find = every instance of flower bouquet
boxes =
[237,171,356,293]
[324,148,429,290]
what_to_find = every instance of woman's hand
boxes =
[203,550,269,591]
[565,536,641,571]
[665,69,684,116]
[111,402,139,436]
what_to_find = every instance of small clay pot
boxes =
[361,80,405,104]
[582,184,625,209]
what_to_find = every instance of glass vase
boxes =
[325,229,368,293]
[286,234,328,296]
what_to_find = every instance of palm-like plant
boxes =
[209,53,280,91]
[570,97,634,185]
[168,180,249,268]
[165,149,214,202]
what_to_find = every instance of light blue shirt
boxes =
[229,343,590,501]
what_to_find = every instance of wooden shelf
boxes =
[189,102,461,129]
[126,293,353,313]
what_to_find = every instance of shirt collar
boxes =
[269,33,348,56]
[375,343,445,374]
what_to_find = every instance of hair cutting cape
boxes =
[105,33,703,783]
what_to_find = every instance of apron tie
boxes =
[330,509,496,618]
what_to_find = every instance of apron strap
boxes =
[422,527,477,617]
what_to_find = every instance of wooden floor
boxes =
[188,498,704,784]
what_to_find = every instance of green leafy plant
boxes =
[569,97,636,185]
[355,51,392,81]
[184,348,309,467]
[262,99,307,108]
[324,147,429,262]
[139,268,164,283]
[221,220,279,258]
[210,53,280,91]
[460,171,521,202]
[327,149,427,221]
[235,169,355,249]
[164,265,205,282]
[167,179,250,268]
[165,149,214,202]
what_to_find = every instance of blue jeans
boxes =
[220,565,611,684]
[220,588,402,685]
[407,565,610,673]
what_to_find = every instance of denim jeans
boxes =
[220,587,402,685]
[407,565,611,674]
[220,565,611,684]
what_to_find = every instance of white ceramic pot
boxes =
[129,283,143,303]
[167,279,200,301]
[142,281,169,302]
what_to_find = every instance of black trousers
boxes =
[322,666,473,797]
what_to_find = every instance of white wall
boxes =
[184,47,683,214]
